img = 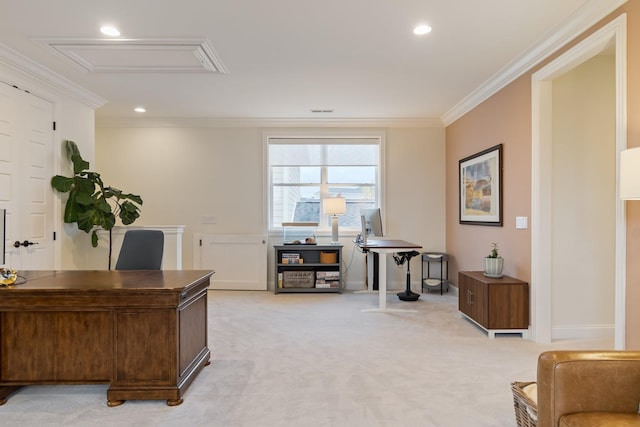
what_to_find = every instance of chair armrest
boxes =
[537,350,640,427]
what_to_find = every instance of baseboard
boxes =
[552,324,614,340]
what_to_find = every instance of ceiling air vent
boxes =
[36,37,228,74]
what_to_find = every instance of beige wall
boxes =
[551,54,615,332]
[446,74,533,282]
[446,3,640,347]
[95,125,446,290]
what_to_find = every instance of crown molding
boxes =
[441,0,627,126]
[96,116,444,129]
[0,43,106,109]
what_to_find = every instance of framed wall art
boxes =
[459,144,503,226]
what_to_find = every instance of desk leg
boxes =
[354,252,379,294]
[0,386,21,405]
[378,253,387,309]
[362,252,417,313]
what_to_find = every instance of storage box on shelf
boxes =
[274,244,342,293]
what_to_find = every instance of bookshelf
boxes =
[274,244,342,293]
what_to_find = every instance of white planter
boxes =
[484,257,503,278]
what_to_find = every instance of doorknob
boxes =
[13,240,38,248]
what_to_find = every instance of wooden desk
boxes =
[356,239,422,312]
[0,270,214,407]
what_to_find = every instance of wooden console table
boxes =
[458,271,529,338]
[0,270,214,407]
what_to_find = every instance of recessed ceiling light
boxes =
[134,107,146,113]
[100,25,120,37]
[413,24,432,35]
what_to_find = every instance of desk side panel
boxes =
[114,310,176,385]
[179,291,208,377]
[1,311,112,382]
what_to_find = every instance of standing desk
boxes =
[0,270,214,407]
[356,239,422,312]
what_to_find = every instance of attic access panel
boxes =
[37,38,228,73]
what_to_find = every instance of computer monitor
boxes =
[360,208,383,243]
[0,209,5,266]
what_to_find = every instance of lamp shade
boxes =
[620,147,640,200]
[322,197,346,215]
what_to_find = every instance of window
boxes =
[267,135,383,233]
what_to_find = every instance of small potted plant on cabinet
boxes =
[484,242,503,278]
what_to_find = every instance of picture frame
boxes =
[459,144,503,226]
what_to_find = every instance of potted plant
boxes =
[484,242,503,278]
[51,140,143,269]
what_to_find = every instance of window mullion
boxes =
[320,166,330,198]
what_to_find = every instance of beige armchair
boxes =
[536,350,640,427]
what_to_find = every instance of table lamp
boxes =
[323,197,346,244]
[620,147,640,200]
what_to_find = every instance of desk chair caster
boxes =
[393,250,421,301]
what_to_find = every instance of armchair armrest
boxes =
[537,350,640,427]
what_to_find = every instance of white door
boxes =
[0,82,55,270]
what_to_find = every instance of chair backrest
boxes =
[115,230,164,270]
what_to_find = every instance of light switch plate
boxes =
[516,216,528,229]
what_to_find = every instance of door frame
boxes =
[530,14,627,347]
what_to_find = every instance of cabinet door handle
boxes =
[467,289,473,305]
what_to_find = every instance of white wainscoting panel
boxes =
[95,225,184,270]
[193,234,267,290]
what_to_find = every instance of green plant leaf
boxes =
[100,212,116,230]
[126,194,143,205]
[119,200,141,225]
[74,177,96,195]
[75,192,93,206]
[51,175,73,192]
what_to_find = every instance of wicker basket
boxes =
[511,381,538,427]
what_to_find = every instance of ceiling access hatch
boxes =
[37,38,228,73]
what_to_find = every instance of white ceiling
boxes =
[0,0,608,125]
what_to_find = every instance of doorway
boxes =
[0,82,55,270]
[531,15,627,347]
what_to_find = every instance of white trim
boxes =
[442,0,627,126]
[96,117,443,129]
[614,14,628,350]
[0,44,106,109]
[552,324,615,341]
[35,37,228,74]
[530,14,627,348]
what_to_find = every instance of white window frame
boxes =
[263,131,385,236]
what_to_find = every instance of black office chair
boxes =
[393,250,421,301]
[115,230,164,270]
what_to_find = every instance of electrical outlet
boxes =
[202,216,217,224]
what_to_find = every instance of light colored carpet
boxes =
[0,289,612,427]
